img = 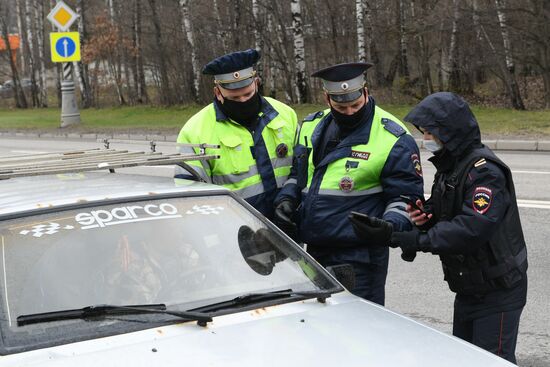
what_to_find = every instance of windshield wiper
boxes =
[17,303,212,327]
[191,289,333,313]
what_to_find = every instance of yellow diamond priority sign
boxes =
[47,1,78,32]
[50,32,81,62]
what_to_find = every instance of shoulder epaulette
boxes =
[381,118,406,137]
[473,158,489,173]
[302,110,324,122]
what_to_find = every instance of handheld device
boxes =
[349,211,370,220]
[399,195,424,213]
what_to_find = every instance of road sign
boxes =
[50,32,80,62]
[47,1,78,31]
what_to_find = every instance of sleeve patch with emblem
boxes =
[411,153,423,177]
[472,186,492,214]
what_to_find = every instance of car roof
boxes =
[0,172,227,218]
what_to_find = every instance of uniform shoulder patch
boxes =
[411,153,423,177]
[302,110,324,122]
[472,186,492,214]
[381,118,406,137]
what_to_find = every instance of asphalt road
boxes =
[1,137,549,366]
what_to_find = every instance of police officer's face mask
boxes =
[217,85,261,124]
[329,95,368,130]
[423,139,443,153]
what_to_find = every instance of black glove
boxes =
[349,212,393,246]
[274,199,297,237]
[391,227,421,253]
[401,250,417,262]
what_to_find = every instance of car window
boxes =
[0,194,339,352]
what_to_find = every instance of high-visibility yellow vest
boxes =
[176,96,298,217]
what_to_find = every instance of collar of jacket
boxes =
[213,95,279,125]
[312,96,376,152]
[311,97,377,169]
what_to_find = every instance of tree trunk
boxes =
[75,0,93,108]
[0,7,27,108]
[494,0,514,73]
[15,0,26,75]
[252,0,264,94]
[233,0,241,49]
[356,0,366,63]
[212,0,228,53]
[266,11,277,98]
[472,0,487,84]
[24,0,39,106]
[148,0,172,105]
[480,25,525,110]
[291,0,309,103]
[364,1,384,86]
[410,0,432,96]
[132,0,148,104]
[447,0,460,91]
[398,0,409,81]
[179,0,201,102]
[33,0,47,107]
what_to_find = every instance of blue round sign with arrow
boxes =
[55,37,76,58]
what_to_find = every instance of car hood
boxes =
[2,293,512,366]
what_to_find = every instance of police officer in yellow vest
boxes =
[175,49,298,219]
[274,62,424,305]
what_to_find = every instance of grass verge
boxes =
[0,103,549,138]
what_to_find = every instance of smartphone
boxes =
[399,195,424,213]
[350,211,370,220]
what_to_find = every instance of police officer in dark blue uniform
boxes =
[275,62,424,305]
[353,92,528,363]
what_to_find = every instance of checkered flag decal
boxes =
[19,223,74,238]
[185,205,224,215]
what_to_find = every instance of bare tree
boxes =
[147,0,172,105]
[180,0,201,102]
[356,0,366,63]
[74,0,93,108]
[291,0,309,103]
[33,0,47,107]
[132,0,148,104]
[0,4,27,108]
[398,0,409,81]
[447,0,460,91]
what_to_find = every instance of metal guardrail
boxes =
[0,144,220,180]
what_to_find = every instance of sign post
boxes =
[47,1,81,128]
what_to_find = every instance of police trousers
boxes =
[310,246,389,306]
[453,307,523,364]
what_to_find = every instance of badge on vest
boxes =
[276,143,288,158]
[411,153,423,177]
[351,150,370,160]
[339,176,354,193]
[472,186,492,214]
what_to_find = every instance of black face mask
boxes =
[218,89,261,126]
[330,97,368,133]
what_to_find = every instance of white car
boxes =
[0,150,513,366]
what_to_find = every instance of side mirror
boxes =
[326,264,355,291]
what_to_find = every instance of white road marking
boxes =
[517,199,550,210]
[11,150,48,154]
[512,170,550,175]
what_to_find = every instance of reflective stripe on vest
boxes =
[176,98,297,198]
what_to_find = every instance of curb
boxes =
[1,131,549,152]
[413,138,550,152]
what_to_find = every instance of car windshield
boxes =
[0,194,339,352]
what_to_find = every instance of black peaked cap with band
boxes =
[311,62,373,103]
[202,49,260,90]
